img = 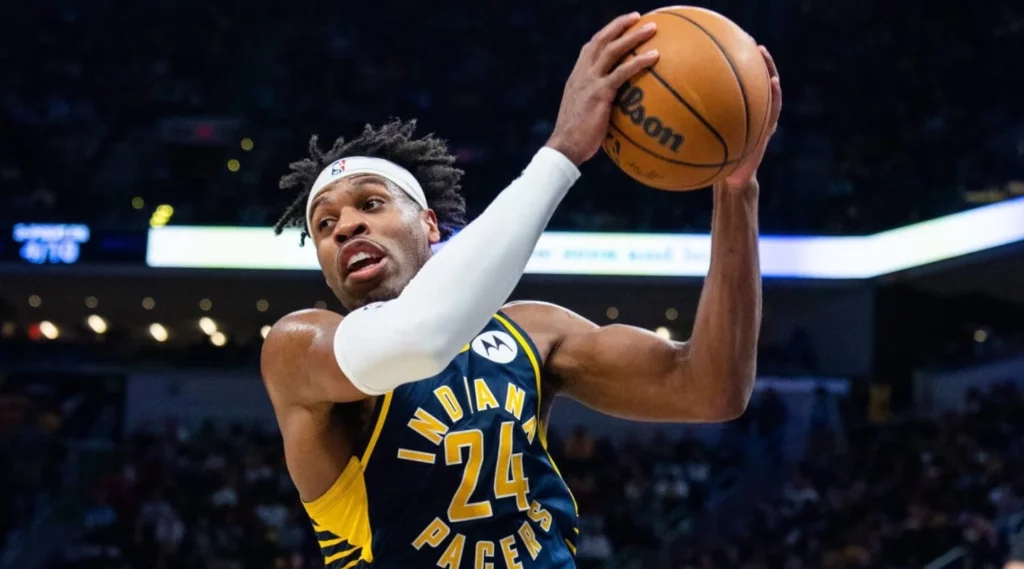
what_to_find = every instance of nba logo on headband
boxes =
[306,156,430,231]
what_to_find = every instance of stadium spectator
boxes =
[1,0,1020,234]
[4,369,1023,568]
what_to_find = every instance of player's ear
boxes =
[421,209,441,245]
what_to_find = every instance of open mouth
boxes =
[347,251,385,275]
[339,242,389,283]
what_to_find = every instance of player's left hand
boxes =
[718,46,782,194]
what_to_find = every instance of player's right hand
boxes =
[546,12,660,167]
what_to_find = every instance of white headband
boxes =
[305,156,428,230]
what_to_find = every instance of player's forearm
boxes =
[334,148,579,395]
[685,182,761,418]
[403,146,578,346]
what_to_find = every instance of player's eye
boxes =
[362,198,385,211]
[317,218,335,232]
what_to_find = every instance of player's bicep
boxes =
[260,310,370,407]
[551,320,697,421]
[506,301,710,421]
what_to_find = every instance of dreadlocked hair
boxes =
[275,118,467,245]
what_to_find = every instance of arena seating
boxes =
[2,0,1020,234]
[2,364,1021,568]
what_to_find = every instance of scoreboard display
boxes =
[2,223,146,266]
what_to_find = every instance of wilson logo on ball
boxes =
[614,82,685,153]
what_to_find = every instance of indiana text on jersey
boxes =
[300,314,579,568]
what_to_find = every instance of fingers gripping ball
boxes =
[603,6,772,191]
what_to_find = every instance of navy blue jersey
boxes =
[302,313,579,568]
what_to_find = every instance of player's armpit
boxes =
[260,309,371,407]
[506,302,748,422]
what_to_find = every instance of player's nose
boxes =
[332,215,369,244]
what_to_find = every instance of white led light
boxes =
[149,323,168,342]
[199,317,217,336]
[39,321,59,340]
[146,197,1024,279]
[87,315,108,334]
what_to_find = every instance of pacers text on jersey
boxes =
[400,375,558,569]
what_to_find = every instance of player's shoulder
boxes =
[265,301,391,348]
[501,300,569,322]
[260,309,342,387]
[266,308,342,342]
[501,300,597,337]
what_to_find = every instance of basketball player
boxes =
[262,12,782,569]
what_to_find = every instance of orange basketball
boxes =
[602,6,772,191]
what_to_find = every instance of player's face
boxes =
[308,175,441,310]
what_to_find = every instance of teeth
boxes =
[348,252,371,268]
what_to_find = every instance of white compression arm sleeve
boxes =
[334,147,580,395]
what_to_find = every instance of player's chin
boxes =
[342,262,397,302]
[347,281,401,310]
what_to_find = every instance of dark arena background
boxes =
[2,0,1023,568]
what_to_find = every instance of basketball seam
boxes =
[661,11,751,162]
[610,123,728,189]
[608,122,741,168]
[630,49,730,166]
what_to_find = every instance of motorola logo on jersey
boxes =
[471,331,518,364]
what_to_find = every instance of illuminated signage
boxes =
[138,195,1021,278]
[13,223,91,265]
[1,224,147,266]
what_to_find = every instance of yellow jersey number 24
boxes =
[444,421,529,522]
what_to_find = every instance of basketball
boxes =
[603,6,772,191]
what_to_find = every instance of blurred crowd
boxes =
[4,367,1021,569]
[653,382,1024,569]
[0,371,124,552]
[1,0,1021,234]
[61,425,315,569]
[21,418,744,569]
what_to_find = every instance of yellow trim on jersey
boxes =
[324,546,359,563]
[493,314,579,516]
[565,539,577,555]
[319,536,346,547]
[361,391,393,467]
[461,344,470,353]
[299,391,393,565]
[301,456,374,563]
